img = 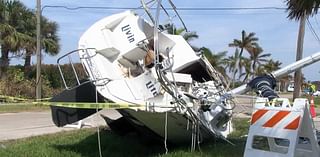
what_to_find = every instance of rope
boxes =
[164,111,168,154]
[190,121,196,151]
[95,89,103,157]
[197,120,202,152]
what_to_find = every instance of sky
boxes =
[20,0,320,81]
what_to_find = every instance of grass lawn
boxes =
[299,95,320,107]
[0,118,249,157]
[312,96,320,107]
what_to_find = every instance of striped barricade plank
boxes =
[244,98,320,157]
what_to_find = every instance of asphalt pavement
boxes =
[0,110,121,141]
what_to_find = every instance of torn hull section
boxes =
[50,81,104,127]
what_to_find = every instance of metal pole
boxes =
[36,0,41,100]
[229,51,320,95]
[293,13,306,100]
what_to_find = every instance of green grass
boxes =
[0,118,249,157]
[0,104,49,113]
[228,118,250,138]
[313,96,320,107]
[300,95,320,107]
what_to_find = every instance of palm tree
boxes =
[286,0,320,20]
[166,24,199,51]
[0,0,31,77]
[0,1,60,77]
[285,0,320,99]
[239,57,252,83]
[228,30,259,76]
[41,18,60,56]
[255,59,283,91]
[263,59,282,73]
[225,48,240,87]
[23,15,60,74]
[254,59,282,77]
[166,24,184,35]
[21,10,36,73]
[228,30,259,59]
[248,46,271,78]
[200,47,228,78]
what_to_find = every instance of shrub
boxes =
[0,63,88,99]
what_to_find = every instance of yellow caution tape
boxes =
[35,102,145,109]
[1,101,144,110]
[0,95,51,103]
[0,95,147,109]
[0,95,28,102]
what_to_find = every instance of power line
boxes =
[168,7,286,11]
[177,12,285,16]
[314,15,320,33]
[42,5,287,11]
[306,18,320,45]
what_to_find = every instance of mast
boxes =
[229,51,320,95]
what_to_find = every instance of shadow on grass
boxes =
[0,117,249,157]
[52,129,246,157]
[53,129,166,157]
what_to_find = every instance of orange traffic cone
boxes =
[310,96,317,118]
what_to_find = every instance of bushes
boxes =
[0,63,87,99]
[0,67,52,98]
[0,68,37,98]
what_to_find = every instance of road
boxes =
[0,110,121,141]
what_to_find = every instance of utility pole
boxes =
[36,0,41,100]
[293,12,306,100]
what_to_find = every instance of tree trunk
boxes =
[24,51,32,76]
[232,70,237,88]
[242,73,250,83]
[293,13,306,100]
[238,48,244,78]
[0,46,10,78]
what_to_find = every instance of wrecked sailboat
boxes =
[51,1,234,144]
[50,0,320,145]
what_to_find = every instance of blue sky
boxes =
[20,0,320,81]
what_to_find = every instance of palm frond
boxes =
[286,0,320,20]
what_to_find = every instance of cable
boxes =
[314,15,320,32]
[196,120,202,153]
[307,18,320,45]
[95,88,103,157]
[191,121,196,151]
[164,111,168,154]
[42,5,287,11]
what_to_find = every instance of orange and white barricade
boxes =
[244,98,320,157]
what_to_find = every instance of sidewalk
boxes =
[0,110,121,141]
